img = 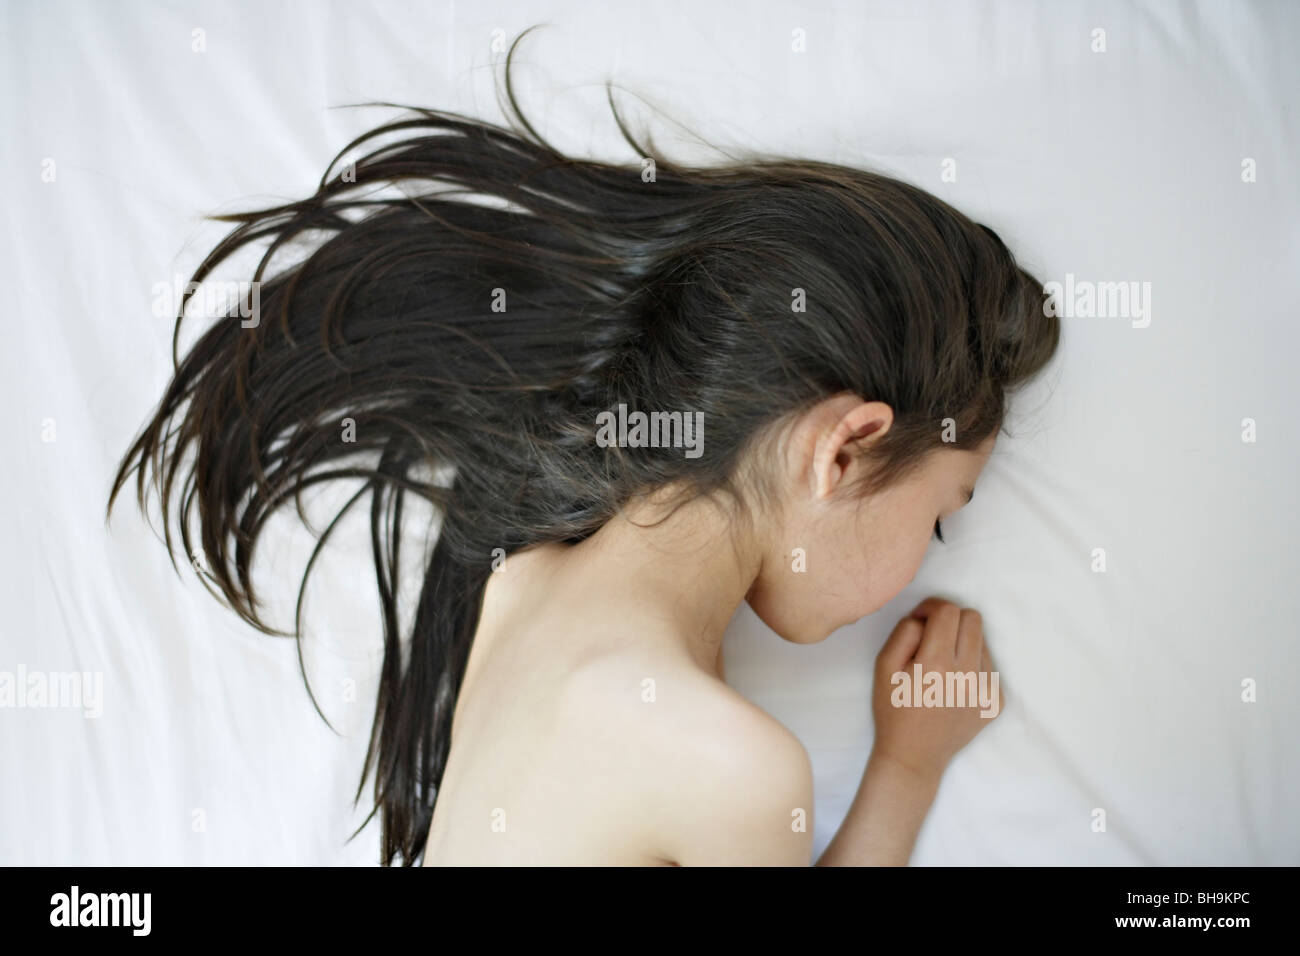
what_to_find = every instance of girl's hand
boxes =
[870,597,1003,782]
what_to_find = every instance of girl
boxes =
[111,44,1059,866]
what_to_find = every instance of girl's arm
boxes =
[815,749,940,866]
[818,598,1002,866]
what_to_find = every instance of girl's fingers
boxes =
[878,615,925,673]
[918,601,962,659]
[955,608,983,664]
[908,596,951,621]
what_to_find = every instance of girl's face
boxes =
[745,397,995,644]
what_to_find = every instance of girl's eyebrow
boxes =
[963,486,975,504]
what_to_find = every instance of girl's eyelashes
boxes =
[933,519,945,543]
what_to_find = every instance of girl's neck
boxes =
[559,489,763,679]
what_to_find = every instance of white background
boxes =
[2,0,1297,864]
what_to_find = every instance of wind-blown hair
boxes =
[110,35,1059,865]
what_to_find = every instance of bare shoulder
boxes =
[658,679,815,866]
[560,642,815,866]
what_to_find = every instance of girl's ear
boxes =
[811,399,894,500]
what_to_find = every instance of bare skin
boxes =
[422,394,1001,865]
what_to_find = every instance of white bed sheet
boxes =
[2,0,1297,865]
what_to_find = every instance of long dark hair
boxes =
[110,32,1060,865]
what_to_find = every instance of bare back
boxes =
[421,543,813,866]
